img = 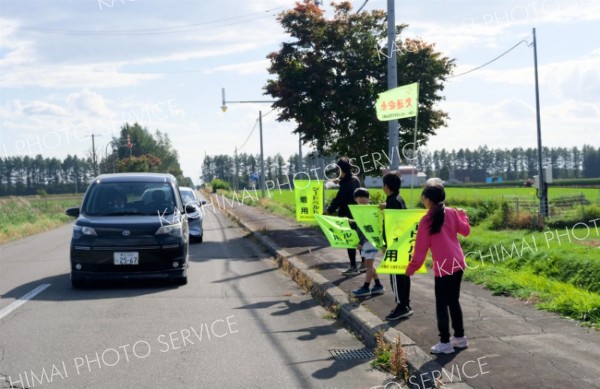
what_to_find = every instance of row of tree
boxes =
[417,145,600,182]
[202,145,600,189]
[0,123,193,196]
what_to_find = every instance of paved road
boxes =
[0,204,390,388]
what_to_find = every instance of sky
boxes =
[0,0,599,184]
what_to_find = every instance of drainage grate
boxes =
[329,348,375,360]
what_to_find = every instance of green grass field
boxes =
[262,186,600,209]
[0,194,83,244]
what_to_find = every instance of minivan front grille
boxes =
[93,246,161,250]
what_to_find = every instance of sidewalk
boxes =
[218,200,600,389]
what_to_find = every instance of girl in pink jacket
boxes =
[405,182,471,354]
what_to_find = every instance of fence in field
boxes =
[502,193,597,220]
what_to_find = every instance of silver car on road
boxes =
[179,186,204,243]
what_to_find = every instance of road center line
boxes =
[0,284,51,321]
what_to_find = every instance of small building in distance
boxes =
[364,166,427,188]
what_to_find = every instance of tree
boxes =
[265,1,454,159]
[110,122,185,180]
[439,165,450,181]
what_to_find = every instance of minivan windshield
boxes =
[83,182,177,216]
[179,189,196,205]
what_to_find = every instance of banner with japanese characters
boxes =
[376,209,427,274]
[294,180,323,222]
[348,204,384,250]
[375,82,419,121]
[314,215,360,249]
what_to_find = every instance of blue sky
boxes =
[1,0,599,183]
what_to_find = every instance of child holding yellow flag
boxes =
[324,157,361,275]
[379,173,411,321]
[405,181,471,355]
[351,188,384,297]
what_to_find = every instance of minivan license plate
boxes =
[114,252,139,265]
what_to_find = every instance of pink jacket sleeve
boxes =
[405,216,430,276]
[456,210,471,237]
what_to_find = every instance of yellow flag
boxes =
[348,204,384,250]
[294,179,323,222]
[315,215,360,249]
[376,82,419,121]
[376,209,427,274]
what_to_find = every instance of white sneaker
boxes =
[430,342,455,354]
[450,336,468,349]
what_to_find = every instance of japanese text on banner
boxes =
[315,215,360,249]
[294,180,323,222]
[375,82,419,121]
[376,209,427,275]
[348,204,384,250]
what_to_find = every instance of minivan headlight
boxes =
[72,225,97,239]
[156,223,183,237]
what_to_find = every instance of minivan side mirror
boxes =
[185,204,198,214]
[200,200,207,205]
[66,207,80,217]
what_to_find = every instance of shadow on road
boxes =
[0,273,179,302]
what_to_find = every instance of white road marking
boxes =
[0,284,51,320]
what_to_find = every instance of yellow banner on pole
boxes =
[314,215,360,249]
[376,82,419,121]
[348,204,384,250]
[376,209,427,274]
[294,180,323,222]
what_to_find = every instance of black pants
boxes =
[347,221,358,268]
[347,248,357,267]
[434,270,464,343]
[390,274,410,308]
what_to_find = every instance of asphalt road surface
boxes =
[0,203,390,389]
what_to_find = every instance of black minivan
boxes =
[66,173,194,288]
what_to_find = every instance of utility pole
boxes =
[221,88,275,198]
[259,111,266,198]
[298,134,303,172]
[87,133,101,177]
[387,0,399,170]
[533,28,548,225]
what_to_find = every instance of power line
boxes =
[21,7,283,36]
[356,0,370,13]
[235,108,276,152]
[449,38,529,79]
[236,119,259,153]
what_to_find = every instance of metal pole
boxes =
[91,134,98,177]
[259,111,266,198]
[104,142,112,174]
[410,82,420,207]
[533,28,547,224]
[387,0,399,170]
[234,147,239,190]
[298,134,303,172]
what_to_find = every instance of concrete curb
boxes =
[220,204,474,389]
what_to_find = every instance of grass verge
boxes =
[0,195,82,244]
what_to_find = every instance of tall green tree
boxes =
[265,1,454,158]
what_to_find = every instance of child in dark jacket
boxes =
[379,172,412,320]
[324,157,361,275]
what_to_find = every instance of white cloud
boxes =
[204,59,271,75]
[67,89,112,116]
[448,51,600,102]
[431,97,599,152]
[19,100,69,117]
[408,0,600,54]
